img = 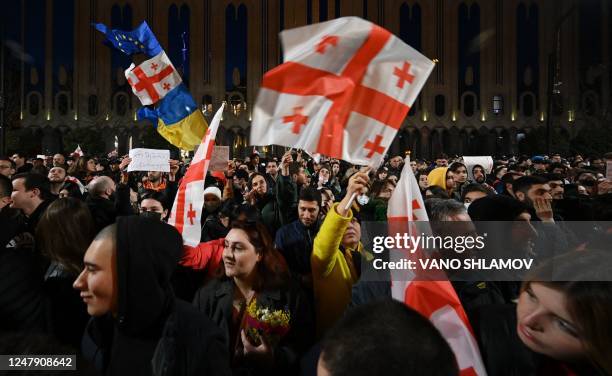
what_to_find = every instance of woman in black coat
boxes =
[193,220,314,376]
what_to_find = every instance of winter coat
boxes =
[86,183,133,232]
[193,278,314,376]
[81,216,231,376]
[274,220,320,277]
[253,175,296,238]
[311,203,367,337]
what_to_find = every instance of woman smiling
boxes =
[193,220,313,375]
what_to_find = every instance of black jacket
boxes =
[81,216,230,376]
[86,184,133,232]
[274,220,319,276]
[193,278,314,375]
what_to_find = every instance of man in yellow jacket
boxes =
[311,169,370,337]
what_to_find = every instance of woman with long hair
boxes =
[470,250,612,375]
[67,155,97,185]
[193,220,313,375]
[35,197,96,349]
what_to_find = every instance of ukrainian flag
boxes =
[137,84,207,151]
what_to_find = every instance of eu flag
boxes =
[94,21,162,58]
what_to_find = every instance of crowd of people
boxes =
[1,148,611,376]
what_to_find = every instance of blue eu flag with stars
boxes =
[94,21,162,58]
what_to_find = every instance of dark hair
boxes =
[548,162,567,173]
[36,198,96,276]
[60,181,84,199]
[247,172,267,191]
[266,159,278,167]
[425,185,450,199]
[11,173,52,200]
[288,161,302,177]
[522,250,612,374]
[234,169,249,181]
[226,220,289,291]
[299,186,322,207]
[140,190,170,211]
[321,299,458,376]
[67,155,94,177]
[460,183,492,202]
[512,175,549,196]
[448,162,467,173]
[0,175,11,198]
[543,173,564,183]
[0,155,16,168]
[435,153,449,160]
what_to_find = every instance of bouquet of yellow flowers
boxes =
[244,298,291,347]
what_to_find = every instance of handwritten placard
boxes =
[210,146,230,171]
[128,148,170,172]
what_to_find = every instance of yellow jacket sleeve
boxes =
[312,203,353,278]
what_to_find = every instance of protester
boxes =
[139,190,170,221]
[11,173,54,235]
[67,155,97,184]
[48,166,67,196]
[470,250,612,375]
[12,152,33,174]
[275,187,322,289]
[193,220,313,375]
[36,198,95,348]
[318,299,458,376]
[461,183,493,207]
[75,217,231,375]
[86,175,133,231]
[311,170,370,336]
[427,167,456,199]
[0,155,16,178]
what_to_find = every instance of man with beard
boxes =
[48,166,67,196]
[52,153,66,169]
[512,175,569,262]
[387,155,403,177]
[275,187,322,290]
[86,176,133,232]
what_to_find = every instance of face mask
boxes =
[141,211,162,221]
[204,201,221,213]
[357,194,370,206]
[464,202,471,210]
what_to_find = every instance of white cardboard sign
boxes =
[128,148,170,172]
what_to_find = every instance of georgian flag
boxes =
[251,17,434,166]
[387,158,487,376]
[168,103,224,247]
[125,51,182,106]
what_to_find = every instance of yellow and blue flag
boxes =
[94,21,162,58]
[93,20,207,150]
[137,84,207,151]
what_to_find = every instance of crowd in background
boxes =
[1,148,611,376]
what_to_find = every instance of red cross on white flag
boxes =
[125,51,182,106]
[168,103,225,247]
[387,158,487,376]
[251,17,435,166]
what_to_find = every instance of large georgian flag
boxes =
[125,51,182,106]
[251,17,435,166]
[387,158,487,376]
[168,104,224,246]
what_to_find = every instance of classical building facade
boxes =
[1,0,610,158]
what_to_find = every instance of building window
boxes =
[492,95,503,114]
[88,95,98,116]
[434,95,445,117]
[57,93,69,115]
[462,93,477,117]
[29,93,41,116]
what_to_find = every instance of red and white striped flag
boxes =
[251,17,434,166]
[73,144,84,157]
[387,158,487,376]
[168,103,224,246]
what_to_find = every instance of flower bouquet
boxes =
[244,298,290,347]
